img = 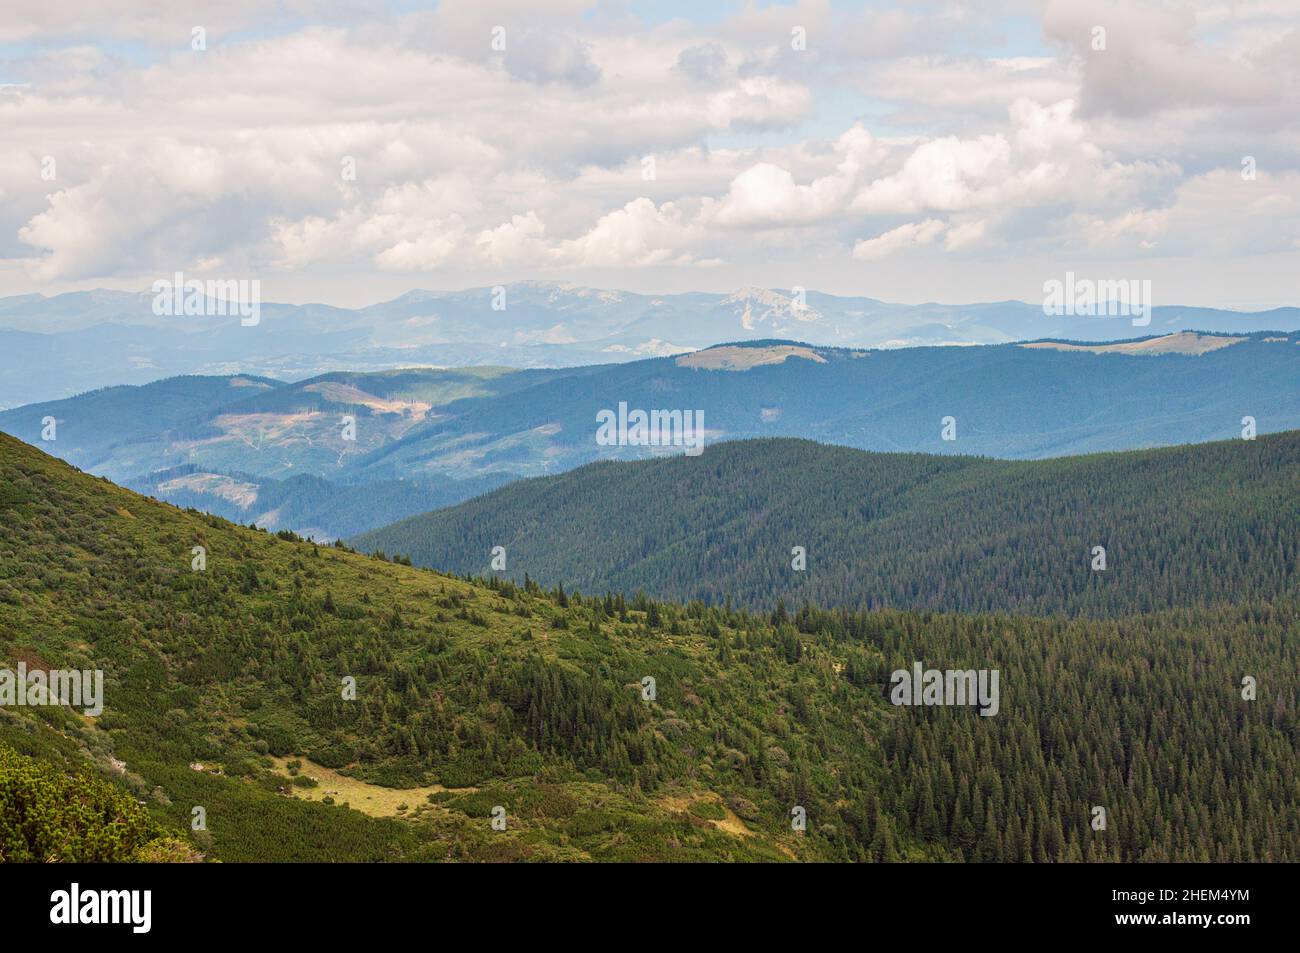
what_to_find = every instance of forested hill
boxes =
[353,432,1300,616]
[1,433,1296,862]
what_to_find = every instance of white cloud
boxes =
[1043,0,1276,117]
[476,212,552,268]
[560,198,702,267]
[851,133,1012,216]
[713,124,881,227]
[852,219,947,260]
[374,218,468,272]
[943,219,988,251]
[1,1,1298,305]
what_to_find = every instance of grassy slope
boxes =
[0,433,853,861]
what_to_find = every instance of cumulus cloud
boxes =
[560,198,702,267]
[713,124,881,227]
[504,29,602,87]
[674,43,730,84]
[0,0,294,43]
[852,219,947,260]
[1,0,1298,305]
[476,212,552,268]
[19,141,251,281]
[1043,0,1275,117]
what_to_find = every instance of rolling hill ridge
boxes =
[353,432,1300,616]
[5,331,1300,540]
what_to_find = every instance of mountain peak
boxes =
[720,287,822,328]
[723,286,795,307]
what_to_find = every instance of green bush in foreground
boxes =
[0,742,197,862]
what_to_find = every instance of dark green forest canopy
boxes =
[1,433,1296,862]
[354,432,1300,616]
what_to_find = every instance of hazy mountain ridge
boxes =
[4,281,1297,407]
[342,331,1300,481]
[0,367,565,539]
[5,331,1300,539]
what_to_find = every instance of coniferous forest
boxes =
[354,433,1300,617]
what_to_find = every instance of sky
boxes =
[1,0,1298,309]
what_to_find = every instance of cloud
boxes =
[851,133,1012,216]
[674,42,729,84]
[852,219,947,260]
[713,124,881,227]
[2,15,811,281]
[560,198,702,267]
[476,212,552,267]
[1,1,1298,306]
[504,28,602,87]
[943,219,988,251]
[0,0,293,43]
[1043,0,1275,117]
[18,141,252,281]
[374,218,468,272]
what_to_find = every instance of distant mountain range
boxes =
[4,332,1299,539]
[351,432,1300,616]
[3,280,1299,407]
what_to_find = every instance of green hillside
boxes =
[1,433,1296,861]
[354,433,1300,616]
